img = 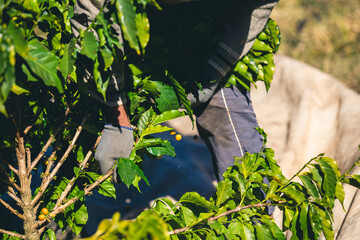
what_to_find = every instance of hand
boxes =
[94,105,133,182]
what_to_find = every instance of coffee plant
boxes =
[0,0,359,239]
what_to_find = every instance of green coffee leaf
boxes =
[135,12,150,51]
[100,45,114,71]
[152,110,186,126]
[255,223,273,240]
[239,222,256,240]
[179,192,215,210]
[309,204,322,239]
[11,84,29,95]
[282,185,306,204]
[59,39,75,79]
[74,203,88,225]
[116,0,140,54]
[347,175,360,188]
[236,153,258,179]
[180,206,197,226]
[308,165,323,190]
[227,170,246,196]
[289,209,299,240]
[134,137,164,151]
[154,82,180,112]
[299,174,320,198]
[7,21,29,59]
[137,108,155,133]
[227,221,241,236]
[299,202,310,240]
[140,125,173,138]
[335,181,345,210]
[43,228,56,240]
[166,71,193,121]
[320,157,341,178]
[26,39,63,92]
[88,174,117,199]
[215,179,235,207]
[80,31,99,61]
[117,158,137,187]
[262,218,285,240]
[283,207,294,230]
[317,159,337,197]
[146,140,175,157]
[316,206,334,240]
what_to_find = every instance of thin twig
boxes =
[0,162,21,192]
[7,188,23,206]
[27,133,56,175]
[7,187,23,206]
[0,228,26,239]
[9,177,21,193]
[31,115,89,206]
[0,198,24,220]
[43,146,58,176]
[8,164,19,176]
[53,135,101,211]
[168,201,287,235]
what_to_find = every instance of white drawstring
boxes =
[221,88,244,157]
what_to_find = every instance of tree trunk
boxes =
[17,137,40,240]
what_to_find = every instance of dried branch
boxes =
[43,146,58,176]
[27,132,57,175]
[36,168,114,229]
[31,115,89,206]
[7,188,23,206]
[168,201,287,235]
[7,163,19,176]
[0,198,24,220]
[0,162,21,192]
[0,228,25,239]
[53,135,101,211]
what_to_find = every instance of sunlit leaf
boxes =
[180,206,197,226]
[146,140,175,157]
[239,222,256,240]
[152,110,186,126]
[335,181,345,211]
[315,206,334,240]
[26,39,63,92]
[140,124,173,138]
[255,223,273,240]
[309,204,322,239]
[80,31,99,61]
[135,12,150,51]
[116,0,140,54]
[59,39,75,79]
[180,192,215,210]
[299,174,320,198]
[317,159,337,197]
[215,179,235,207]
[133,137,164,151]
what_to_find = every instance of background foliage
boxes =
[271,0,360,91]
